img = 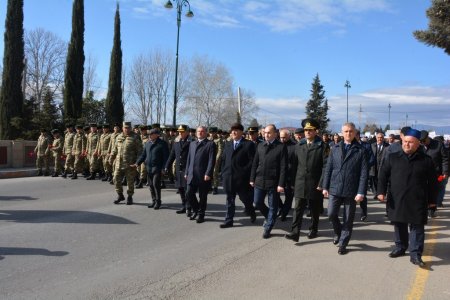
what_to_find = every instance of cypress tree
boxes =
[414,0,450,55]
[63,0,85,125]
[105,3,124,125]
[0,0,25,139]
[305,74,330,132]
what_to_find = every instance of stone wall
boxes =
[0,140,38,168]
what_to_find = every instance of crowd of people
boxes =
[34,119,448,267]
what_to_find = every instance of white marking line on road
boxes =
[406,218,437,300]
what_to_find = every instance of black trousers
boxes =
[186,181,211,216]
[148,172,162,203]
[291,192,322,234]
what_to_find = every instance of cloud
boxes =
[254,85,450,131]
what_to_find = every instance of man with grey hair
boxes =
[322,122,368,255]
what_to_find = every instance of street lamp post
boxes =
[344,80,351,123]
[164,0,193,127]
[388,103,391,129]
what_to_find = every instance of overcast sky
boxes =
[1,0,449,132]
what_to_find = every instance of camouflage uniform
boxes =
[71,128,86,178]
[208,131,223,192]
[62,129,75,175]
[110,127,143,198]
[107,129,121,183]
[34,132,50,175]
[86,128,101,178]
[50,133,63,175]
[97,129,112,180]
[139,132,149,182]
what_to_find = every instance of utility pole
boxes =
[388,103,391,129]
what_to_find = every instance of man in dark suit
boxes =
[369,132,389,197]
[278,129,296,221]
[134,128,169,209]
[185,126,216,223]
[322,122,368,255]
[250,124,288,239]
[420,130,448,218]
[378,128,437,267]
[164,125,192,215]
[219,123,257,228]
[285,119,329,242]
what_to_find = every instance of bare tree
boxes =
[83,53,101,98]
[24,28,66,107]
[128,53,152,125]
[183,55,234,128]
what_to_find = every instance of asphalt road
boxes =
[1,176,449,300]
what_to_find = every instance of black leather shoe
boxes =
[338,246,348,255]
[307,230,318,239]
[189,212,198,220]
[262,229,271,239]
[148,202,156,208]
[389,249,406,258]
[114,194,125,204]
[196,215,205,223]
[176,208,186,214]
[186,211,192,218]
[285,232,299,242]
[250,213,256,223]
[71,173,78,179]
[360,215,367,222]
[212,187,218,195]
[410,257,425,267]
[280,214,287,222]
[220,222,233,228]
[135,181,143,189]
[154,202,161,210]
[126,196,133,205]
[333,234,340,245]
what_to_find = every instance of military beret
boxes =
[89,123,97,128]
[301,118,320,130]
[139,124,147,129]
[208,127,218,133]
[123,122,132,128]
[102,124,110,129]
[189,128,196,133]
[40,128,47,132]
[294,128,304,134]
[230,123,244,131]
[83,126,90,131]
[152,123,161,129]
[248,126,258,133]
[51,129,59,134]
[65,124,73,128]
[177,124,188,132]
[75,125,83,129]
[114,122,121,127]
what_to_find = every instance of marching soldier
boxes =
[71,125,86,179]
[34,129,50,176]
[82,126,90,177]
[50,129,63,177]
[208,127,223,194]
[62,124,75,178]
[135,125,149,188]
[86,123,101,180]
[107,123,122,184]
[110,122,143,205]
[96,124,112,181]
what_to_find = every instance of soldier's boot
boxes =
[122,177,127,186]
[61,171,67,178]
[86,172,96,180]
[37,170,43,176]
[101,173,109,182]
[135,180,143,189]
[71,171,78,180]
[212,187,218,195]
[44,171,50,176]
[83,170,90,177]
[108,173,114,183]
[114,193,125,204]
[51,172,59,177]
[126,195,133,205]
[99,171,105,179]
[154,200,161,210]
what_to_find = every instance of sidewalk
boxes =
[0,167,37,179]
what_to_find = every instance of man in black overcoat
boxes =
[185,126,216,223]
[369,132,389,197]
[322,122,368,255]
[378,128,437,267]
[164,125,192,215]
[285,119,329,242]
[250,124,288,239]
[219,123,257,228]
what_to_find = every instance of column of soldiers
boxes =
[36,119,447,268]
